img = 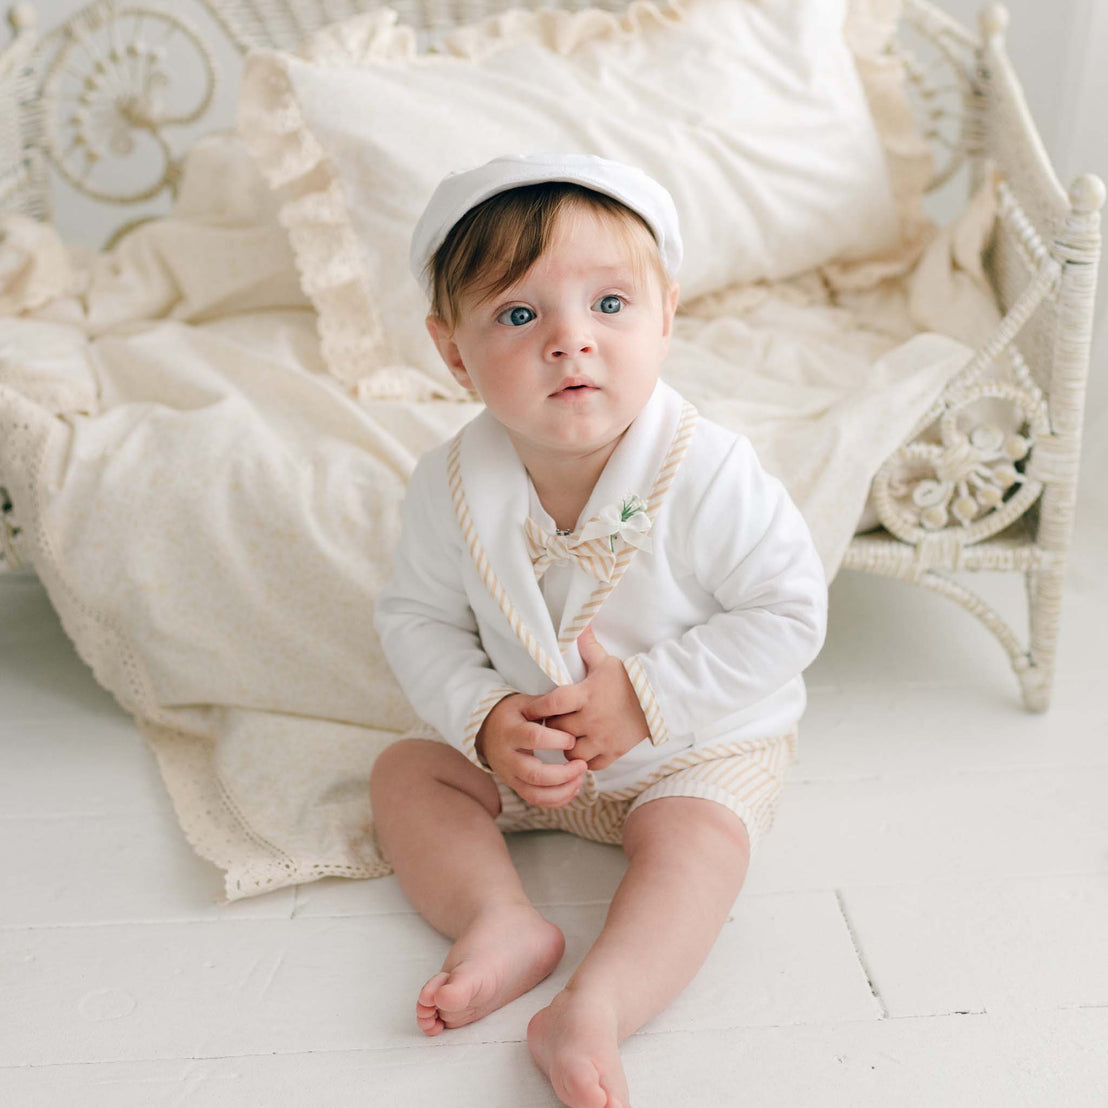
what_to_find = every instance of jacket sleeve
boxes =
[623,435,827,741]
[373,452,516,771]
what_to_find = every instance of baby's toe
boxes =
[434,964,483,1014]
[418,970,450,1008]
[559,1059,610,1108]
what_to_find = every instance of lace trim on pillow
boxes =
[238,52,398,395]
[427,0,683,60]
[305,1,685,66]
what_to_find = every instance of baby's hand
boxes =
[523,626,650,772]
[476,693,589,808]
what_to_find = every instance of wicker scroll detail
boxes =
[872,381,1049,546]
[869,163,1068,551]
[37,1,217,208]
[900,0,978,193]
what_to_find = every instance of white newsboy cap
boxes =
[410,152,683,300]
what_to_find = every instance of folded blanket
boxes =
[0,139,999,899]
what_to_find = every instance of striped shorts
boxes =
[492,731,796,853]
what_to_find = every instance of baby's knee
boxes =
[369,737,499,816]
[369,738,444,795]
[623,797,750,866]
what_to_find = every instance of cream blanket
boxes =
[0,136,1000,899]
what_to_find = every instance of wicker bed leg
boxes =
[1020,175,1107,711]
[1021,565,1061,711]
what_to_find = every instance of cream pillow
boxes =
[239,0,920,398]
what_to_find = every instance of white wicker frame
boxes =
[0,0,1102,711]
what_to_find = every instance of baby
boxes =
[372,152,827,1108]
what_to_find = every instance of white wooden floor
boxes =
[3,512,1107,1107]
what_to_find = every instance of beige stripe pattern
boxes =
[621,653,670,746]
[523,518,617,583]
[493,732,797,851]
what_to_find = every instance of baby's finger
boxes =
[524,684,585,721]
[523,774,586,810]
[525,722,578,751]
[545,710,584,736]
[585,752,616,771]
[565,734,600,762]
[511,756,587,790]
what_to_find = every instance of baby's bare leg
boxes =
[527,797,751,1108]
[370,739,564,1035]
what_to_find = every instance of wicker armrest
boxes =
[847,2,1104,710]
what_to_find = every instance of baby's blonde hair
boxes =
[424,183,670,333]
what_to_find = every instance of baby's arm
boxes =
[374,453,585,803]
[624,434,827,743]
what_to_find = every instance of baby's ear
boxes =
[425,314,474,390]
[662,282,680,339]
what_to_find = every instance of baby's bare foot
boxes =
[416,902,564,1036]
[527,988,630,1108]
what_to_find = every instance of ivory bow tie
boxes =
[524,496,653,583]
[523,517,618,583]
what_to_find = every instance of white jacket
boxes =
[374,380,827,794]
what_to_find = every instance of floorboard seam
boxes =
[833,889,888,1019]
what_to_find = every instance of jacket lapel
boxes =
[456,409,572,686]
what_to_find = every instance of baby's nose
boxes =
[549,340,594,358]
[546,323,594,359]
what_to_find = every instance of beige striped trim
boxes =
[627,734,796,849]
[460,684,518,773]
[622,653,670,747]
[598,732,796,803]
[557,400,699,648]
[447,436,571,688]
[493,731,797,849]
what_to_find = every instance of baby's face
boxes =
[427,206,679,467]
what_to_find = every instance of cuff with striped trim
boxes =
[622,654,670,747]
[461,685,519,772]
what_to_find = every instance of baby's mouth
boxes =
[551,376,599,396]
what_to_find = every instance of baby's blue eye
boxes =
[498,306,535,327]
[596,295,623,315]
